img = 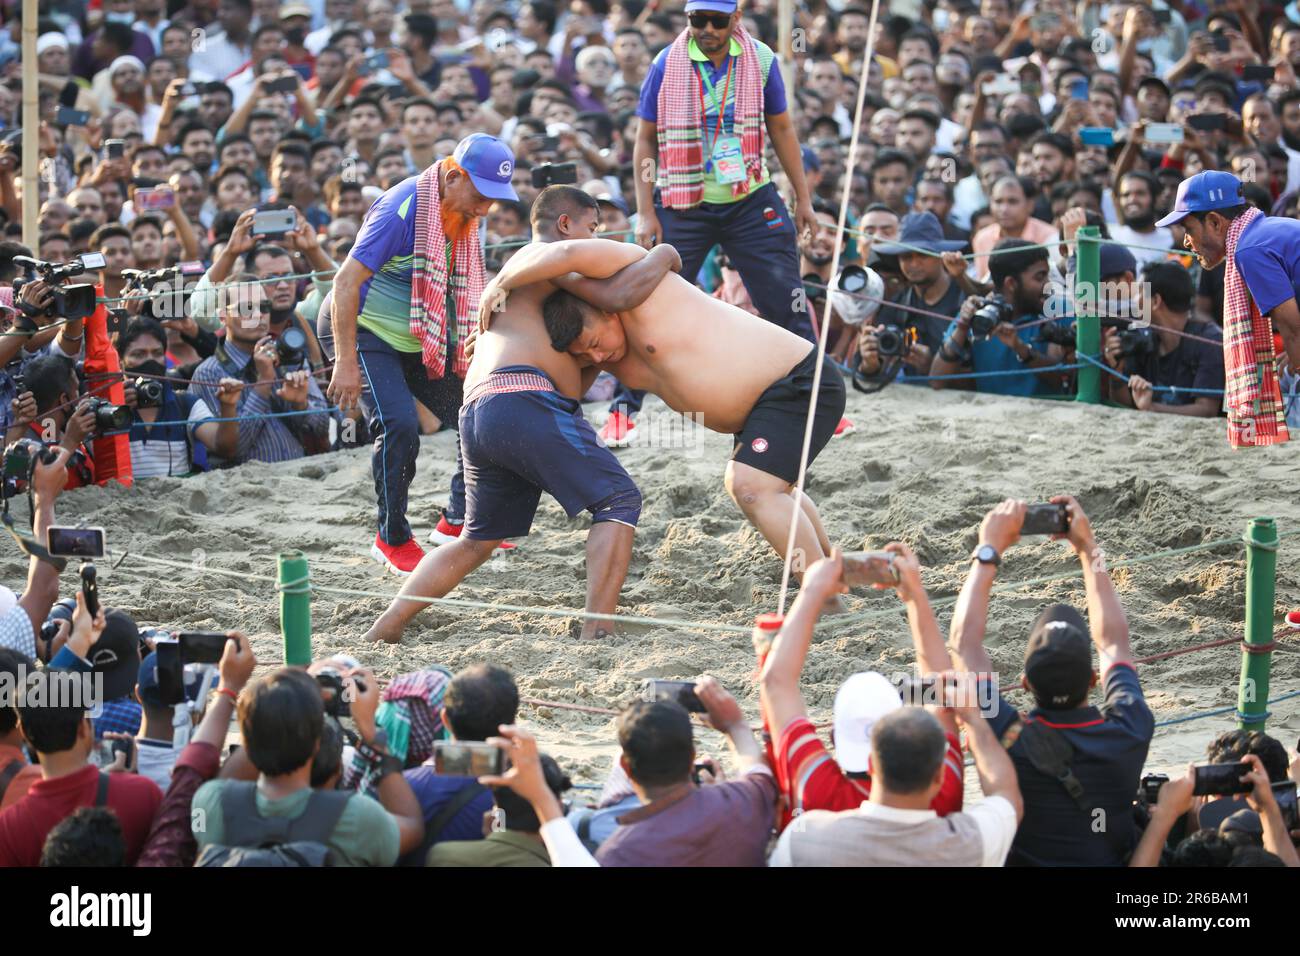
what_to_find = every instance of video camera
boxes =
[121,261,206,322]
[969,293,1014,338]
[11,253,107,324]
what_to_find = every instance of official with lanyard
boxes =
[606,0,821,448]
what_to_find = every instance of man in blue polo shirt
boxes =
[1157,169,1300,372]
[603,0,823,448]
[949,496,1154,867]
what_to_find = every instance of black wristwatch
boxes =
[972,544,1001,567]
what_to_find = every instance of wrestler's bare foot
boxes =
[578,619,618,639]
[364,610,407,644]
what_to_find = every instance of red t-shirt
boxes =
[771,716,965,828]
[0,764,162,866]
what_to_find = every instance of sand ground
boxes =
[10,381,1298,791]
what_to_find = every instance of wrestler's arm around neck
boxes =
[494,238,652,291]
[553,244,682,312]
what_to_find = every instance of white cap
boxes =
[109,55,147,77]
[0,585,17,618]
[37,33,70,56]
[832,671,901,774]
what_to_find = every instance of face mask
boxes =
[105,11,135,24]
[284,26,306,45]
[128,359,166,379]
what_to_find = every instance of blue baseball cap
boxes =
[1154,170,1245,228]
[452,134,519,202]
[685,0,738,13]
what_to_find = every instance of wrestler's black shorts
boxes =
[731,347,846,484]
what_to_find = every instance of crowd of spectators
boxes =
[1,462,1297,866]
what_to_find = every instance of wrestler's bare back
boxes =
[602,273,813,434]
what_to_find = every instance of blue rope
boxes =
[132,406,341,428]
[1077,351,1227,396]
[904,362,1082,383]
[1153,690,1300,729]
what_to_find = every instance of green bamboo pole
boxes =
[1238,518,1278,730]
[279,550,312,666]
[1075,225,1101,404]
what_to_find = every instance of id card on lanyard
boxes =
[698,59,746,186]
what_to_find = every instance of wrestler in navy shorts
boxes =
[459,365,643,540]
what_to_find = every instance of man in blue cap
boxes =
[1156,169,1300,446]
[604,0,823,448]
[328,133,520,574]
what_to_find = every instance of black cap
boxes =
[89,609,142,703]
[405,12,439,41]
[1023,604,1092,708]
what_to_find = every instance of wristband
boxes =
[217,686,239,704]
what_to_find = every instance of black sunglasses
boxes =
[688,12,732,29]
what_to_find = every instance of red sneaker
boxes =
[428,515,517,552]
[371,534,426,576]
[834,415,856,438]
[600,410,636,448]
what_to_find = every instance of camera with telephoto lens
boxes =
[1037,320,1077,348]
[875,323,912,358]
[275,326,308,368]
[11,254,107,325]
[122,261,206,321]
[133,377,165,409]
[1117,325,1157,374]
[969,294,1014,338]
[86,397,131,433]
[2,437,58,499]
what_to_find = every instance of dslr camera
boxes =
[874,323,914,358]
[11,253,108,324]
[275,326,309,369]
[969,293,1014,338]
[132,377,165,409]
[85,397,132,433]
[1116,325,1156,375]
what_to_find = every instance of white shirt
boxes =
[952,174,986,230]
[135,737,179,791]
[767,795,1019,867]
[190,30,252,82]
[540,816,600,866]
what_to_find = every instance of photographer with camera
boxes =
[858,212,967,385]
[191,664,425,867]
[190,275,330,466]
[1103,261,1225,418]
[929,238,1072,397]
[1129,755,1299,867]
[5,354,115,490]
[760,543,966,824]
[949,496,1154,867]
[117,317,241,478]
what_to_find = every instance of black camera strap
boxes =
[851,358,904,395]
[1018,719,1089,813]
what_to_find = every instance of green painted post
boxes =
[1238,518,1278,730]
[279,550,312,666]
[1075,225,1101,404]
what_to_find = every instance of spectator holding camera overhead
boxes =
[759,543,966,824]
[1189,729,1295,833]
[1103,261,1225,418]
[189,275,330,465]
[949,496,1154,867]
[929,238,1072,397]
[116,317,240,478]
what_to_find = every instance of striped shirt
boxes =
[190,342,331,465]
[128,390,213,479]
[771,716,964,827]
[0,605,34,661]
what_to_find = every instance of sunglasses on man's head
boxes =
[688,12,732,30]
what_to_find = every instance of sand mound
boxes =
[8,383,1297,781]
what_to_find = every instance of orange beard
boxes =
[442,207,478,242]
